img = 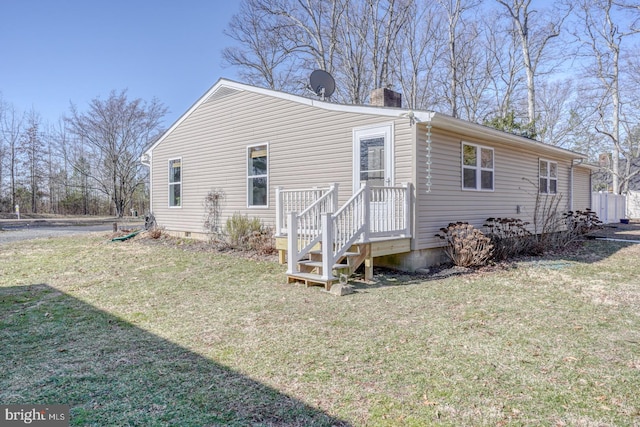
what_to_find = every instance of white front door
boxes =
[353,124,394,193]
[353,124,394,232]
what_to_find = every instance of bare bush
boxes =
[484,217,535,260]
[436,222,494,267]
[203,188,225,237]
[247,227,277,255]
[148,226,165,240]
[563,209,602,235]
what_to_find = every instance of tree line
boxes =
[1,0,638,218]
[224,0,640,193]
[0,91,166,217]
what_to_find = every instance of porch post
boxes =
[287,212,298,274]
[321,212,336,282]
[402,182,412,237]
[275,186,283,236]
[362,182,370,242]
[330,183,339,212]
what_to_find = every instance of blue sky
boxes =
[0,0,242,127]
[0,0,573,129]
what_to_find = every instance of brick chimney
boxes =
[370,88,402,108]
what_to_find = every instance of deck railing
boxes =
[369,185,412,237]
[276,184,337,236]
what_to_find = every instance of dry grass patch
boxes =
[1,233,639,426]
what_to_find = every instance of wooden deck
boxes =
[276,182,411,289]
[276,182,413,290]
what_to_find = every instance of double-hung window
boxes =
[247,144,268,207]
[168,158,182,207]
[539,160,557,194]
[462,142,494,191]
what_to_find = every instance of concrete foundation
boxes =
[374,247,449,272]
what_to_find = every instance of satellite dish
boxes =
[309,69,335,100]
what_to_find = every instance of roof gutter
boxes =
[430,113,587,160]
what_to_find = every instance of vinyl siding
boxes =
[414,125,576,250]
[150,89,413,233]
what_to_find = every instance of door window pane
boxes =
[360,137,385,185]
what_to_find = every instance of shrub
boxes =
[547,209,603,248]
[563,209,602,235]
[484,217,535,260]
[247,226,277,255]
[148,226,165,240]
[226,213,262,248]
[436,222,493,267]
[224,212,275,254]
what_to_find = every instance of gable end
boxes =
[205,85,243,104]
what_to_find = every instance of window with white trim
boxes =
[462,142,494,191]
[539,159,557,194]
[168,158,182,207]
[247,144,268,207]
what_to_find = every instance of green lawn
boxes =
[1,233,639,426]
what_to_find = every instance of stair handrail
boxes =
[321,183,370,280]
[286,184,338,275]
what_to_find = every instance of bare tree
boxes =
[536,79,577,145]
[574,0,639,193]
[66,91,167,217]
[222,0,299,90]
[257,0,345,74]
[496,0,569,133]
[483,9,526,120]
[1,104,23,210]
[46,119,71,214]
[365,0,413,89]
[393,0,446,110]
[0,96,5,208]
[335,1,372,103]
[455,19,495,122]
[19,109,46,213]
[437,0,480,118]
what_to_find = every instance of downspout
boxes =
[140,152,152,216]
[402,110,433,193]
[425,117,433,193]
[403,110,433,252]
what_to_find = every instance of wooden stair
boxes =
[287,243,371,290]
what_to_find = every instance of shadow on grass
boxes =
[0,284,350,427]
